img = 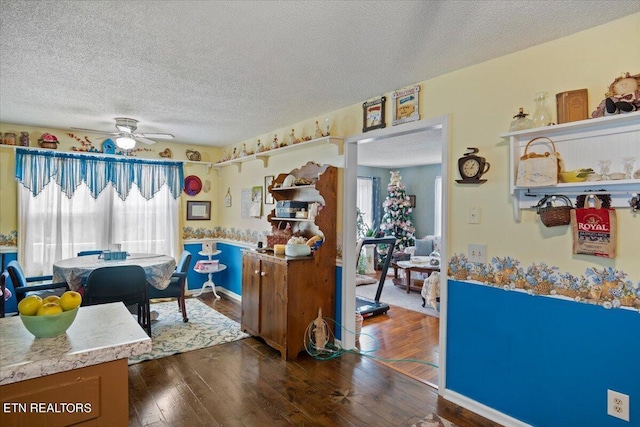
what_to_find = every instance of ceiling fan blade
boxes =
[138,132,174,140]
[71,127,120,136]
[134,136,158,145]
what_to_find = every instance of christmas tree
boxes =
[379,171,416,251]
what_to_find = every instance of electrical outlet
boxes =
[468,207,480,224]
[607,389,630,422]
[468,244,487,263]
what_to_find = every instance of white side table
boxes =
[194,250,225,298]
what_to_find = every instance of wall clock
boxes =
[456,147,490,184]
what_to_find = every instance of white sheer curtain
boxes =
[19,182,179,276]
[357,177,374,229]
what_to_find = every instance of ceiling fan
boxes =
[72,117,174,150]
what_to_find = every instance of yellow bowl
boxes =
[559,170,589,183]
[20,307,79,338]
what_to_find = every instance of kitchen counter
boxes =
[0,302,151,426]
[0,302,151,385]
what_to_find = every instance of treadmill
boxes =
[355,236,397,318]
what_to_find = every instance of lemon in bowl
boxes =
[20,307,79,338]
[559,169,594,183]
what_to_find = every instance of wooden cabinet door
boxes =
[241,254,261,335]
[259,259,287,347]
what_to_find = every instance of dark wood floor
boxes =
[128,294,500,427]
[358,302,440,387]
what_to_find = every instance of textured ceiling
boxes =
[1,1,639,166]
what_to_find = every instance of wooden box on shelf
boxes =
[241,162,337,360]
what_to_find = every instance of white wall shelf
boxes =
[211,136,343,173]
[500,112,640,221]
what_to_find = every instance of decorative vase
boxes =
[532,92,553,127]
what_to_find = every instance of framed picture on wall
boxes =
[187,201,211,220]
[392,85,420,126]
[408,195,416,208]
[264,175,274,204]
[362,96,386,132]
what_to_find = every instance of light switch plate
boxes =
[468,207,480,224]
[468,244,487,263]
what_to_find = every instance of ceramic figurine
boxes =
[232,147,238,159]
[312,308,328,351]
[315,121,323,138]
[20,131,30,147]
[257,139,265,152]
[289,129,297,144]
[240,143,247,157]
[271,134,279,150]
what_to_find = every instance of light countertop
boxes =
[0,302,151,385]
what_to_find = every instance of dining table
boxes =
[52,253,176,292]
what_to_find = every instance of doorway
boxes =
[341,115,450,393]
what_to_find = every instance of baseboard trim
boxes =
[441,388,532,427]
[186,286,241,302]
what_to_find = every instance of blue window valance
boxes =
[15,148,185,200]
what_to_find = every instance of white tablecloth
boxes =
[53,253,176,291]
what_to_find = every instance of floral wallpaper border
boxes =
[182,227,344,258]
[449,253,640,312]
[0,230,17,247]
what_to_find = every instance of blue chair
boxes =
[148,251,192,323]
[1,271,9,317]
[6,260,69,304]
[77,250,104,257]
[84,265,151,336]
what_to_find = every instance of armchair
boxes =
[148,250,192,323]
[6,260,69,304]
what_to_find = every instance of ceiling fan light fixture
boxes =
[116,136,136,150]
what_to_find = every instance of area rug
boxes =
[356,277,440,318]
[410,413,458,427]
[128,298,249,364]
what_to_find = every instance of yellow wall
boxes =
[2,14,639,281]
[226,13,640,278]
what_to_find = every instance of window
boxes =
[357,177,374,230]
[15,149,182,276]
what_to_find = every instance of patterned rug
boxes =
[411,413,458,427]
[128,298,249,364]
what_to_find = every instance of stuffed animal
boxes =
[591,72,640,118]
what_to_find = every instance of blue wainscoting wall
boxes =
[183,242,245,295]
[446,279,640,427]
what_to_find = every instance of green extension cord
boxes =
[304,317,439,368]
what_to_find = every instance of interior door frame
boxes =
[341,114,450,394]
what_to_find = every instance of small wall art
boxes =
[408,195,416,208]
[362,96,386,132]
[187,201,211,220]
[392,85,420,126]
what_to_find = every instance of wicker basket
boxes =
[266,221,292,248]
[536,195,573,227]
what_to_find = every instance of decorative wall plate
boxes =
[184,175,202,196]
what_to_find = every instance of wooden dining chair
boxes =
[83,265,151,336]
[6,260,70,304]
[148,250,192,323]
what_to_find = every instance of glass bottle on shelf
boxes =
[532,92,553,127]
[509,107,534,132]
